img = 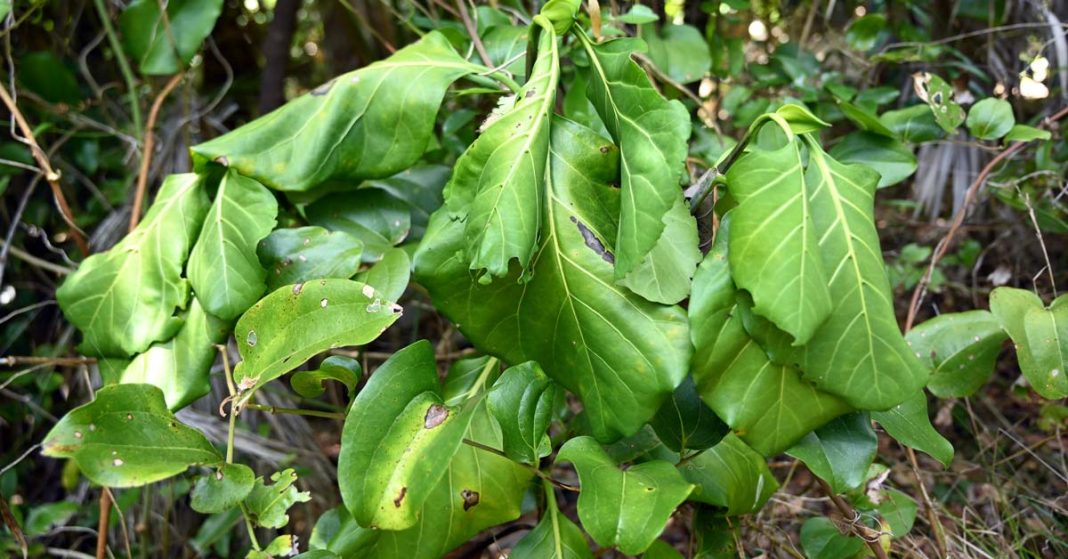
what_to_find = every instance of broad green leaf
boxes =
[257,226,363,291]
[557,436,694,555]
[232,279,400,402]
[649,376,729,453]
[770,103,832,135]
[188,170,278,320]
[290,356,360,399]
[442,355,500,403]
[365,165,450,240]
[836,100,897,138]
[119,0,223,75]
[691,508,739,558]
[487,362,560,464]
[966,98,1015,140]
[577,32,691,282]
[480,26,528,79]
[829,131,917,188]
[879,104,944,143]
[293,552,338,559]
[794,139,928,409]
[872,392,953,466]
[306,189,411,262]
[190,32,478,191]
[726,138,831,345]
[914,73,965,133]
[845,14,886,51]
[443,19,558,280]
[879,488,918,538]
[617,4,659,24]
[617,195,702,304]
[338,341,474,530]
[57,174,209,356]
[415,117,691,441]
[1004,124,1051,142]
[799,517,865,559]
[644,540,685,559]
[677,434,778,515]
[41,384,221,487]
[509,483,593,559]
[244,469,311,529]
[539,0,582,34]
[355,247,410,302]
[990,288,1068,398]
[191,463,255,514]
[787,413,877,493]
[644,24,711,83]
[24,501,78,536]
[906,310,1006,398]
[118,299,230,410]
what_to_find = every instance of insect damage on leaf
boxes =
[570,216,615,264]
[461,489,480,511]
[424,404,450,428]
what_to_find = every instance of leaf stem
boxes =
[239,503,262,551]
[218,346,237,464]
[461,438,578,492]
[244,403,346,420]
[816,478,890,559]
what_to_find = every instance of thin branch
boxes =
[460,438,579,492]
[0,355,96,367]
[244,403,346,420]
[0,239,73,276]
[0,81,89,255]
[94,490,110,559]
[456,0,493,68]
[129,73,184,232]
[817,478,890,559]
[91,0,142,134]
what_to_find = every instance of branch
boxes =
[817,478,889,559]
[129,73,184,232]
[456,0,493,68]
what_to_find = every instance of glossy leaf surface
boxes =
[872,392,953,467]
[354,247,410,302]
[257,226,363,291]
[906,310,1006,398]
[306,189,411,262]
[990,288,1068,398]
[787,412,877,493]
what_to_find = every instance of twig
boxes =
[95,490,110,559]
[0,239,73,275]
[0,356,96,367]
[904,447,947,556]
[129,73,184,232]
[244,403,346,420]
[91,0,142,134]
[905,105,1068,329]
[456,0,493,68]
[461,438,579,492]
[817,478,890,559]
[0,82,89,255]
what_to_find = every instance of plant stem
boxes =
[817,478,889,559]
[95,489,110,559]
[239,503,261,551]
[461,438,578,492]
[217,346,237,464]
[91,0,142,135]
[245,403,346,420]
[129,73,183,232]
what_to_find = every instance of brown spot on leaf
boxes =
[461,489,480,511]
[393,486,407,507]
[424,404,449,429]
[569,216,615,264]
[600,146,610,154]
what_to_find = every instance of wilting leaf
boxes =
[290,356,360,399]
[42,384,220,487]
[118,299,230,410]
[191,32,479,191]
[907,310,1006,398]
[191,463,256,514]
[872,391,953,467]
[557,436,693,555]
[258,226,363,291]
[416,117,690,441]
[232,279,400,403]
[577,33,691,283]
[788,412,877,494]
[487,362,560,464]
[508,482,592,559]
[57,174,209,356]
[244,469,311,529]
[678,434,779,515]
[120,0,223,75]
[188,170,278,320]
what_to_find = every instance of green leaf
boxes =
[557,436,694,555]
[365,165,450,240]
[906,310,1006,398]
[232,279,400,402]
[354,247,410,303]
[258,535,297,558]
[915,73,965,133]
[872,392,953,466]
[649,376,729,453]
[415,117,691,441]
[644,24,711,83]
[57,174,209,356]
[539,0,582,34]
[257,226,363,291]
[1004,124,1051,142]
[24,501,78,536]
[306,189,411,262]
[443,20,558,280]
[290,356,360,399]
[880,488,917,538]
[338,341,475,530]
[188,170,278,320]
[845,14,886,51]
[799,517,865,559]
[794,139,928,409]
[41,384,220,487]
[119,0,223,75]
[578,33,692,282]
[487,362,560,464]
[616,195,702,304]
[787,413,877,493]
[244,469,311,529]
[509,483,593,559]
[990,288,1068,398]
[617,5,659,24]
[117,299,230,410]
[678,434,778,515]
[966,98,1015,140]
[17,51,81,104]
[829,131,917,188]
[726,137,832,345]
[191,463,255,514]
[879,104,944,143]
[190,32,477,191]
[836,99,897,138]
[643,540,684,559]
